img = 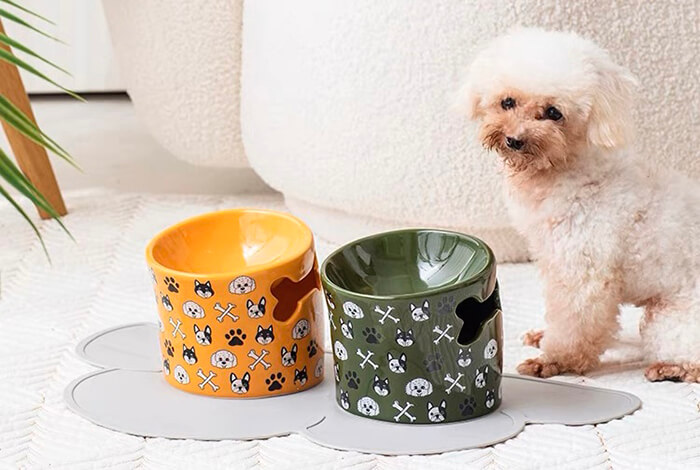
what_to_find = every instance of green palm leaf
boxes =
[0,0,54,25]
[0,48,82,100]
[0,183,48,258]
[0,8,61,42]
[0,33,69,74]
[0,95,80,169]
[0,148,71,238]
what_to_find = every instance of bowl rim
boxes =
[320,228,495,301]
[145,208,314,279]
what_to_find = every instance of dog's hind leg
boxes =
[518,275,621,378]
[642,286,700,383]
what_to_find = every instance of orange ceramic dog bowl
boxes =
[145,209,324,397]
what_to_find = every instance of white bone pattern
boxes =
[374,305,399,325]
[356,348,379,370]
[196,369,219,392]
[214,302,239,322]
[247,348,270,370]
[432,324,454,344]
[392,400,416,423]
[444,372,465,394]
[169,317,186,339]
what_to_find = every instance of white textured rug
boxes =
[1,190,698,469]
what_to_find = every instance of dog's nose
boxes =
[506,137,524,151]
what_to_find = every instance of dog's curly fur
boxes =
[460,28,700,382]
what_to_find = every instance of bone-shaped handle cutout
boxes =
[270,268,321,322]
[455,283,501,345]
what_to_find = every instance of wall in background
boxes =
[4,0,123,93]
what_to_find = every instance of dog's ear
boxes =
[455,76,484,120]
[586,57,638,150]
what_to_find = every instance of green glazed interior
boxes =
[323,229,492,298]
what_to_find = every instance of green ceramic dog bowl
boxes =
[321,229,502,424]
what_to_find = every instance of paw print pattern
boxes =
[436,295,456,315]
[225,328,247,346]
[266,372,285,391]
[163,339,174,357]
[307,339,318,358]
[459,397,477,416]
[345,371,360,389]
[423,352,442,372]
[362,327,382,344]
[164,276,179,293]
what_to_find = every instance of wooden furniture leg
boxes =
[0,19,66,218]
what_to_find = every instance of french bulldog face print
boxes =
[342,301,364,319]
[292,318,310,339]
[334,363,340,382]
[182,300,205,319]
[161,293,173,312]
[194,324,212,346]
[255,325,274,345]
[294,366,308,386]
[405,377,433,397]
[314,357,324,378]
[194,279,214,298]
[340,318,354,339]
[357,396,380,416]
[230,371,250,394]
[372,375,391,397]
[409,299,430,322]
[395,327,414,347]
[281,344,298,367]
[229,275,256,295]
[163,358,170,375]
[334,341,348,361]
[427,400,447,423]
[387,352,407,373]
[484,339,498,359]
[246,297,266,318]
[457,348,472,368]
[210,349,236,369]
[182,344,197,365]
[485,389,495,408]
[149,267,157,284]
[174,365,189,384]
[475,366,489,389]
[339,389,350,409]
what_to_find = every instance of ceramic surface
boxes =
[321,229,502,424]
[145,208,324,397]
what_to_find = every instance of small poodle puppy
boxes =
[460,28,700,382]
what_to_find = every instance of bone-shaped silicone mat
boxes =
[67,323,641,455]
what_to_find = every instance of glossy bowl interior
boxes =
[148,209,313,276]
[323,229,491,297]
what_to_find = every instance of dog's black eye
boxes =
[501,97,515,110]
[545,106,562,121]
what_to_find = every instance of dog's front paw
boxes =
[517,357,561,378]
[522,329,544,348]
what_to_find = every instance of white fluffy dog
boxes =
[461,28,700,382]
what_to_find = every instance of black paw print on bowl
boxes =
[164,276,179,293]
[345,371,360,389]
[362,327,382,344]
[163,339,174,357]
[437,295,456,315]
[307,339,318,358]
[225,329,247,346]
[459,396,477,416]
[423,352,442,372]
[266,372,285,391]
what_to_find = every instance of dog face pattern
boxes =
[210,349,236,369]
[325,284,502,423]
[194,279,214,299]
[151,271,324,396]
